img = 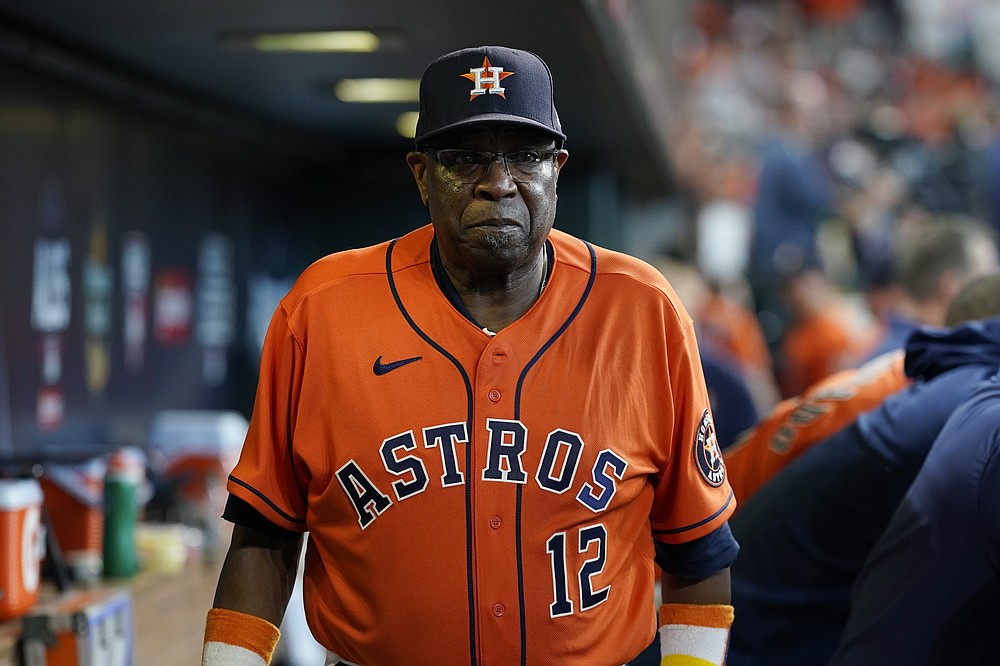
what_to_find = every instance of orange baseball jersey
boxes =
[725,349,909,503]
[227,225,735,665]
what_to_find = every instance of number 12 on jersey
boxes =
[546,523,609,617]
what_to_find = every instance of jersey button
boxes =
[492,603,506,617]
[488,389,501,402]
[489,516,502,529]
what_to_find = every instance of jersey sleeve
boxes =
[650,319,736,545]
[225,302,309,533]
[654,522,740,579]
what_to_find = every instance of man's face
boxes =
[407,124,568,277]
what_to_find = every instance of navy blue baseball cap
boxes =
[414,45,565,146]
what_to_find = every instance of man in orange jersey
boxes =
[203,46,738,666]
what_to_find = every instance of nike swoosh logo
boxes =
[373,355,423,376]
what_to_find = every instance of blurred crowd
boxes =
[658,0,1000,401]
[652,1,1000,664]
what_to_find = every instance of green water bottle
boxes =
[103,447,144,578]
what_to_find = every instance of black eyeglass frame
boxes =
[422,148,560,184]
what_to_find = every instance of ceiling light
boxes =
[396,112,420,139]
[249,31,380,53]
[336,79,420,103]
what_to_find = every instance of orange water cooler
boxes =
[0,478,45,622]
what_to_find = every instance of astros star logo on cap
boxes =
[461,56,514,101]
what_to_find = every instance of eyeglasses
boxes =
[423,148,558,184]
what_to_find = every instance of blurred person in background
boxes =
[726,270,1000,504]
[829,364,1000,665]
[726,273,1000,666]
[749,81,833,347]
[699,283,781,419]
[724,347,908,504]
[654,255,778,450]
[774,260,878,397]
[861,214,999,361]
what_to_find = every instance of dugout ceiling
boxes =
[0,0,689,199]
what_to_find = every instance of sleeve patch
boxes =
[694,409,726,488]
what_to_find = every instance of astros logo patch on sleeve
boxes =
[694,409,726,487]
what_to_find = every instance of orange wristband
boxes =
[203,607,281,665]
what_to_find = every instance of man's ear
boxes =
[406,151,429,206]
[554,149,569,170]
